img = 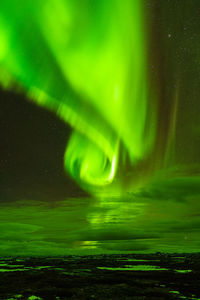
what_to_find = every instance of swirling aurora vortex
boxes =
[0,0,156,191]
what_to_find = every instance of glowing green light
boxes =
[0,0,156,190]
[64,131,119,186]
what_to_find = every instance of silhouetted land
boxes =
[0,253,200,299]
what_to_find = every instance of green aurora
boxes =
[0,0,200,255]
[0,0,156,191]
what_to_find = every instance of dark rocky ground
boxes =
[0,253,200,300]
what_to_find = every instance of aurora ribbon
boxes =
[0,0,155,191]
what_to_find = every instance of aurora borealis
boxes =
[0,0,200,255]
[0,0,156,191]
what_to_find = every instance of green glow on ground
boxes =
[117,259,160,262]
[0,176,199,256]
[175,269,192,274]
[97,265,169,271]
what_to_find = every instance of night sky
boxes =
[0,87,87,202]
[0,0,200,255]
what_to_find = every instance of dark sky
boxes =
[0,87,88,203]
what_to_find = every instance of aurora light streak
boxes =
[0,0,157,191]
